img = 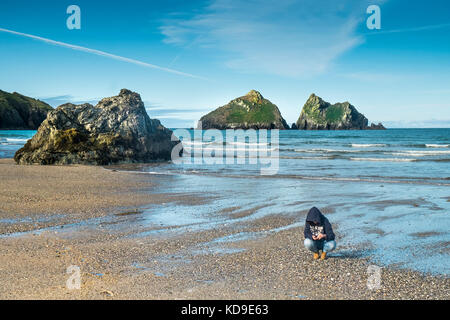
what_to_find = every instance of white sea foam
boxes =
[397,150,450,155]
[351,143,386,148]
[145,171,172,175]
[294,148,370,154]
[6,138,28,143]
[389,152,428,157]
[183,146,276,153]
[227,141,269,146]
[281,156,334,160]
[425,144,449,148]
[181,140,215,146]
[182,141,269,147]
[350,157,416,162]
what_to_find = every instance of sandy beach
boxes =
[0,159,448,300]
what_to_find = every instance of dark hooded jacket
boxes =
[304,207,335,241]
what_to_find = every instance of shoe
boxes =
[320,252,327,260]
[313,253,320,260]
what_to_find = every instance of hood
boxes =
[306,207,323,224]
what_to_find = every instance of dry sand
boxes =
[0,159,448,300]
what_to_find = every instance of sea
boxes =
[1,128,449,275]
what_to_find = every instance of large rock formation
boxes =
[296,94,385,130]
[366,122,386,130]
[199,90,289,130]
[0,90,53,129]
[14,89,179,165]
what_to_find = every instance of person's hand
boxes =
[312,235,318,240]
[317,234,326,240]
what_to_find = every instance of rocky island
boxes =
[199,90,289,130]
[295,94,385,130]
[14,89,179,165]
[0,90,53,130]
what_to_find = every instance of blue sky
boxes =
[1,0,449,128]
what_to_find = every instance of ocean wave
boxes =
[381,143,449,148]
[164,170,450,186]
[280,140,330,145]
[226,141,269,146]
[279,156,335,160]
[327,135,365,139]
[349,157,417,162]
[292,148,383,154]
[182,141,269,147]
[425,144,449,148]
[389,152,429,157]
[351,143,387,148]
[395,150,450,155]
[116,169,175,176]
[183,146,276,153]
[145,171,174,175]
[5,138,29,143]
[361,174,450,181]
[181,140,215,146]
[272,175,450,186]
[429,158,450,162]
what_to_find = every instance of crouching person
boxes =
[304,207,336,260]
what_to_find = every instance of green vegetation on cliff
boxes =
[0,90,53,129]
[301,98,347,125]
[199,90,289,129]
[295,94,384,130]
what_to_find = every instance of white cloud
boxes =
[160,0,379,77]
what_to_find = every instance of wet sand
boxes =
[0,159,448,300]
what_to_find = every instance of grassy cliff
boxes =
[296,94,371,130]
[199,90,289,130]
[0,90,53,129]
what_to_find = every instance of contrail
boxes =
[364,23,450,35]
[0,27,206,80]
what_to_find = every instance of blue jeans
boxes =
[304,238,336,253]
